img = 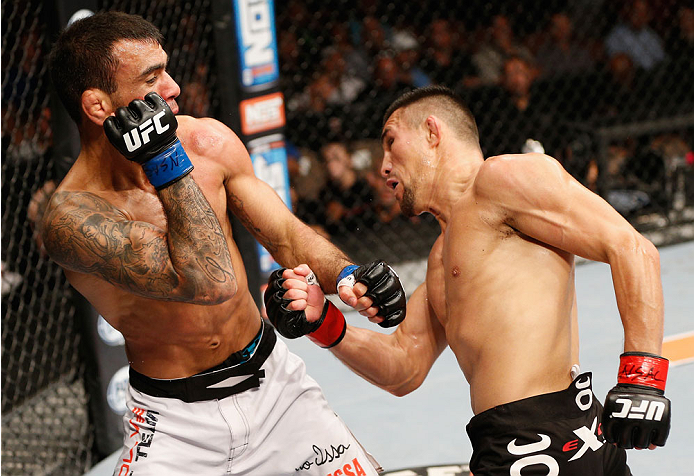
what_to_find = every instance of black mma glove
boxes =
[104,91,193,190]
[602,352,671,449]
[337,260,406,327]
[264,268,346,348]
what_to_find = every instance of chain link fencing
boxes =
[1,0,220,473]
[1,0,96,474]
[277,0,694,274]
[2,0,692,473]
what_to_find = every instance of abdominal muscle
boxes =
[448,310,575,415]
[66,269,262,379]
[439,239,578,414]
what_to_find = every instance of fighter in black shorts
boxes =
[267,86,671,474]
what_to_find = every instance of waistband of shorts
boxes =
[466,372,595,438]
[129,319,276,403]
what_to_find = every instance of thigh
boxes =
[230,338,381,475]
[113,387,231,476]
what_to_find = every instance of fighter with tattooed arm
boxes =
[41,11,405,475]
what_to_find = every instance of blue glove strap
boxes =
[336,265,359,288]
[142,139,194,190]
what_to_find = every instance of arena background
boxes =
[2,0,693,474]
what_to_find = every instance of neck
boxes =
[422,145,483,226]
[78,125,152,190]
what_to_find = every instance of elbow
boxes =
[630,232,661,270]
[202,279,238,305]
[388,386,414,398]
[386,372,426,397]
[639,235,660,267]
[179,277,238,305]
[610,230,660,267]
[205,280,238,305]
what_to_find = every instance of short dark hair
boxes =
[49,11,164,124]
[382,85,479,144]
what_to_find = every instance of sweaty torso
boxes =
[426,186,579,414]
[56,116,260,379]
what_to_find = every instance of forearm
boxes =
[610,235,664,354]
[330,325,424,396]
[159,175,237,302]
[275,220,353,293]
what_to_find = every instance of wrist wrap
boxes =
[617,352,669,392]
[308,301,346,348]
[142,139,194,190]
[336,265,359,289]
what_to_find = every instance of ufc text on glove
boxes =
[104,91,193,190]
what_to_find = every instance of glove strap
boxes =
[336,265,359,289]
[308,301,346,349]
[142,139,195,190]
[617,352,669,392]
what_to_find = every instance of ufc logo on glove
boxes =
[610,398,667,421]
[123,110,171,152]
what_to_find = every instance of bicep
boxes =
[226,173,296,255]
[393,282,448,369]
[42,193,180,298]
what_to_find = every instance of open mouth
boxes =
[386,178,399,191]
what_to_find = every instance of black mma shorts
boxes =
[466,372,631,475]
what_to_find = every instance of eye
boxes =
[146,76,157,85]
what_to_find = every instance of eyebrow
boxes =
[139,56,169,79]
[380,127,390,145]
[139,63,165,79]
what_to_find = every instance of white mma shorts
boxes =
[113,320,380,476]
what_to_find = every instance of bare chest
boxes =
[426,205,517,325]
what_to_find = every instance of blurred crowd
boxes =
[277,0,694,236]
[3,0,694,262]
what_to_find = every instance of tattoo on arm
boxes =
[43,178,236,302]
[159,177,236,288]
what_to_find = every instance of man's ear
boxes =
[424,115,441,148]
[81,89,113,126]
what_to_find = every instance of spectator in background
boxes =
[349,52,415,139]
[420,17,473,87]
[329,21,371,84]
[668,5,694,58]
[535,12,596,78]
[320,46,367,106]
[594,53,666,122]
[278,29,310,107]
[179,81,210,118]
[317,141,377,235]
[466,14,534,87]
[605,0,666,71]
[392,30,432,89]
[476,55,559,157]
[285,142,329,238]
[357,15,393,66]
[662,5,694,112]
[292,45,367,137]
[371,54,409,93]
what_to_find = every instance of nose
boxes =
[380,154,391,178]
[161,71,181,101]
